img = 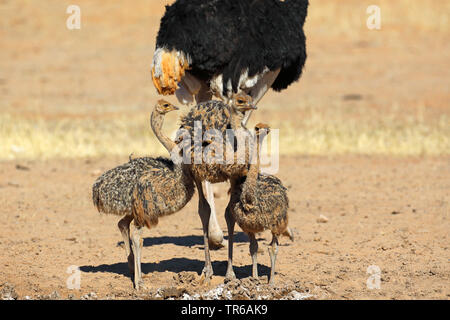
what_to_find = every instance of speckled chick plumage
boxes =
[224,123,291,284]
[230,173,289,236]
[92,157,174,216]
[131,161,194,228]
[229,123,290,237]
[92,99,194,222]
[177,94,255,184]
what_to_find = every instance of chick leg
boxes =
[248,233,259,278]
[224,205,236,281]
[195,179,214,281]
[268,234,279,285]
[117,215,134,272]
[131,224,145,290]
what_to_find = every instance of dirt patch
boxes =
[0,156,448,300]
[0,0,449,301]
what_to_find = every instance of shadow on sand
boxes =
[81,231,271,280]
[116,231,251,248]
[80,257,270,280]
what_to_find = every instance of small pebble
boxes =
[317,214,329,223]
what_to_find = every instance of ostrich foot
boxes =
[133,278,147,291]
[199,266,213,284]
[225,269,236,282]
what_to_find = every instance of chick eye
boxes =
[237,99,244,104]
[163,103,170,107]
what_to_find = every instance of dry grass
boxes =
[0,113,175,160]
[1,103,448,160]
[0,0,448,160]
[268,107,450,156]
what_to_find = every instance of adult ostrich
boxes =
[151,0,309,248]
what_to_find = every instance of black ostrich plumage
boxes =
[156,0,308,96]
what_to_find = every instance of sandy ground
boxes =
[0,156,448,299]
[0,1,449,300]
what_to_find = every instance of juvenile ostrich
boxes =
[92,101,194,289]
[128,102,198,290]
[151,0,309,247]
[176,93,256,279]
[225,123,292,284]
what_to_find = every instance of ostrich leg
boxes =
[194,179,213,281]
[205,180,226,248]
[249,233,259,278]
[118,215,134,272]
[242,69,281,126]
[224,205,236,280]
[194,80,227,249]
[130,224,145,290]
[268,235,279,285]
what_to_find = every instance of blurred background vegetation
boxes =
[0,0,448,159]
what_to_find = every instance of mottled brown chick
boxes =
[92,100,195,290]
[225,123,291,284]
[173,93,256,280]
